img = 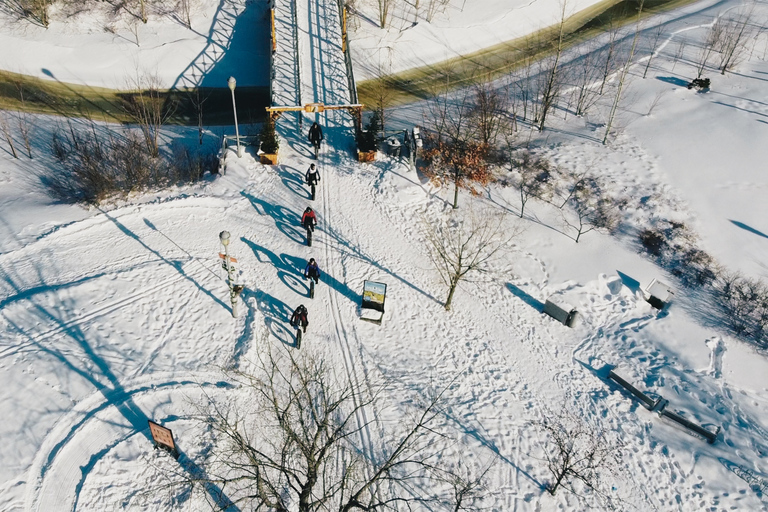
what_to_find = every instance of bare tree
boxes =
[424,209,512,310]
[122,71,177,158]
[444,460,494,511]
[139,0,147,23]
[536,2,570,131]
[716,7,758,74]
[425,0,450,22]
[598,22,622,95]
[604,0,644,144]
[512,34,541,124]
[695,23,722,78]
[0,112,18,159]
[19,0,50,27]
[509,148,555,218]
[190,88,210,145]
[126,18,141,47]
[671,38,686,71]
[714,271,768,343]
[570,41,605,116]
[560,173,620,242]
[14,81,34,158]
[372,48,396,134]
[178,0,193,29]
[643,24,666,79]
[181,341,463,511]
[537,405,623,506]
[470,80,508,146]
[422,91,492,208]
[377,0,393,28]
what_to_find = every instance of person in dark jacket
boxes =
[304,258,321,284]
[308,122,323,153]
[301,207,316,232]
[290,304,309,333]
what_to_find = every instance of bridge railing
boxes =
[337,1,359,107]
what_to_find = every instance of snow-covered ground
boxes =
[2,0,768,510]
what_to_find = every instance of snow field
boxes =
[1,0,768,508]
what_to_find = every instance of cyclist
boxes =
[302,207,316,233]
[308,122,323,156]
[290,304,309,333]
[305,163,320,187]
[304,258,321,284]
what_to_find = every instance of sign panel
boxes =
[148,420,178,458]
[362,280,387,312]
[219,253,238,263]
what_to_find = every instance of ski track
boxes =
[25,373,230,512]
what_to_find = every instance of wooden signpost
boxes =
[148,420,179,459]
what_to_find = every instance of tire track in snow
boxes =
[317,133,379,475]
[25,372,230,512]
[0,272,186,359]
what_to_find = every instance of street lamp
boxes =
[227,76,243,158]
[219,230,238,318]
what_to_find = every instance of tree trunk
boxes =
[453,179,459,209]
[453,166,459,209]
[445,282,457,310]
[548,471,565,495]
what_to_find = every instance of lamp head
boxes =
[219,230,231,246]
[227,76,236,91]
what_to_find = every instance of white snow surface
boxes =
[2,0,768,510]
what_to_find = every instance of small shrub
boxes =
[357,110,380,152]
[259,118,279,154]
[44,126,213,205]
[639,228,667,256]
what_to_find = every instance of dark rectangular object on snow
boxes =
[660,408,719,444]
[608,370,657,410]
[543,298,577,327]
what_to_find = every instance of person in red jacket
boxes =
[301,207,316,232]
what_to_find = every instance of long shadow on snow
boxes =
[241,238,307,293]
[242,237,358,305]
[506,283,544,312]
[239,285,294,348]
[730,220,768,240]
[103,211,230,311]
[241,191,304,244]
[278,163,312,200]
[323,221,441,305]
[442,411,544,489]
[0,245,237,510]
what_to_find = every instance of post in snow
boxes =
[219,230,238,318]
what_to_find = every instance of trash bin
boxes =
[386,136,401,158]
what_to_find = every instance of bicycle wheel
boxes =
[309,279,315,299]
[307,228,312,247]
[296,327,302,348]
[311,184,316,200]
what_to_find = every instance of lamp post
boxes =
[219,230,238,318]
[227,76,243,158]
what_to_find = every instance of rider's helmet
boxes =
[305,207,312,213]
[309,258,315,264]
[310,163,316,169]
